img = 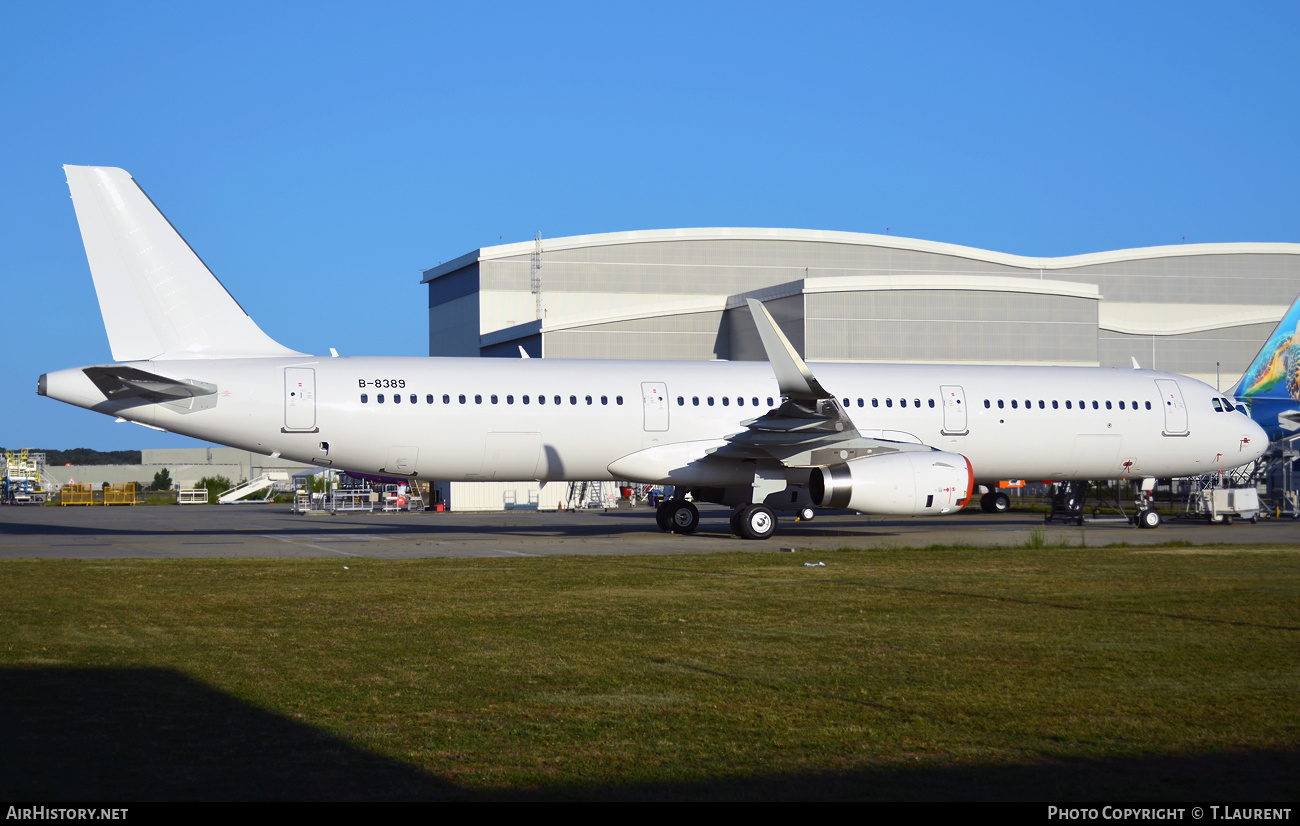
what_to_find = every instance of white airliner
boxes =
[39,166,1268,538]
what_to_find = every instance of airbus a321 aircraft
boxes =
[40,166,1268,539]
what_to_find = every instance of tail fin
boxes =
[64,165,302,361]
[1231,290,1300,402]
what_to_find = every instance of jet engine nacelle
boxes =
[810,450,974,515]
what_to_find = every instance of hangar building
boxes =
[424,229,1300,391]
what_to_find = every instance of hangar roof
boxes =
[422,227,1300,283]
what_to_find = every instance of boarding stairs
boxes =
[218,472,288,504]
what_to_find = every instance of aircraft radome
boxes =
[40,166,1269,539]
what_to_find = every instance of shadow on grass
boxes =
[1,666,1295,801]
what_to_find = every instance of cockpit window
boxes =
[1212,398,1223,412]
[1220,397,1236,412]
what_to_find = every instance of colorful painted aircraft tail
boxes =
[1230,290,1300,439]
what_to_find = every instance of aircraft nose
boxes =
[1239,418,1269,463]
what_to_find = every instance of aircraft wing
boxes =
[709,300,928,466]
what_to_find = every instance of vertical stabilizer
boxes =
[1232,290,1300,403]
[64,165,303,361]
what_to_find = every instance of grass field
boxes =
[1,543,1297,800]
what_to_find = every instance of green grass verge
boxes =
[1,546,1297,800]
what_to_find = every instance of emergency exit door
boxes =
[284,367,317,432]
[642,382,669,431]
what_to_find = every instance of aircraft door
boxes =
[1154,379,1189,435]
[284,367,317,432]
[642,382,669,432]
[940,385,968,435]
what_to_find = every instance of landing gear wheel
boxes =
[655,501,673,532]
[729,507,745,537]
[665,500,699,534]
[1138,508,1161,529]
[737,504,778,541]
[799,507,816,521]
[981,492,1010,513]
[670,502,702,533]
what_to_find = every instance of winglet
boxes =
[746,299,828,400]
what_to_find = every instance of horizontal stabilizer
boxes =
[64,165,303,361]
[83,365,216,403]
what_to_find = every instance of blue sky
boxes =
[2,1,1297,450]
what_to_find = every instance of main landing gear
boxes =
[655,499,780,540]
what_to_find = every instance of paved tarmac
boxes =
[0,502,1294,559]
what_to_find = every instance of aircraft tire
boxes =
[737,504,778,541]
[667,500,699,534]
[655,501,673,532]
[1138,508,1161,529]
[728,507,745,536]
[799,507,816,521]
[991,492,1010,513]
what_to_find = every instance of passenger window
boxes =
[442,394,450,404]
[378,394,385,403]
[361,394,368,403]
[1105,400,1112,409]
[410,394,416,404]
[1145,401,1152,409]
[426,394,433,404]
[886,398,893,408]
[693,396,700,406]
[997,400,1004,409]
[1011,400,1017,409]
[984,399,990,408]
[873,399,880,408]
[914,399,920,408]
[1025,400,1031,409]
[1092,401,1099,409]
[570,395,577,405]
[1052,400,1059,409]
[554,396,561,405]
[677,396,684,406]
[1118,400,1125,410]
[858,399,864,407]
[900,398,907,408]
[616,396,623,405]
[475,394,482,404]
[1132,400,1139,410]
[458,394,466,404]
[1038,400,1045,409]
[394,394,401,404]
[767,398,774,406]
[752,397,760,407]
[523,395,530,404]
[507,395,514,404]
[708,397,714,406]
[585,395,592,405]
[601,396,608,405]
[539,395,546,405]
[842,398,849,407]
[491,395,498,404]
[737,397,744,406]
[722,397,730,406]
[928,399,934,408]
[1065,400,1072,409]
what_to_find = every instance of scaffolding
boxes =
[3,449,51,505]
